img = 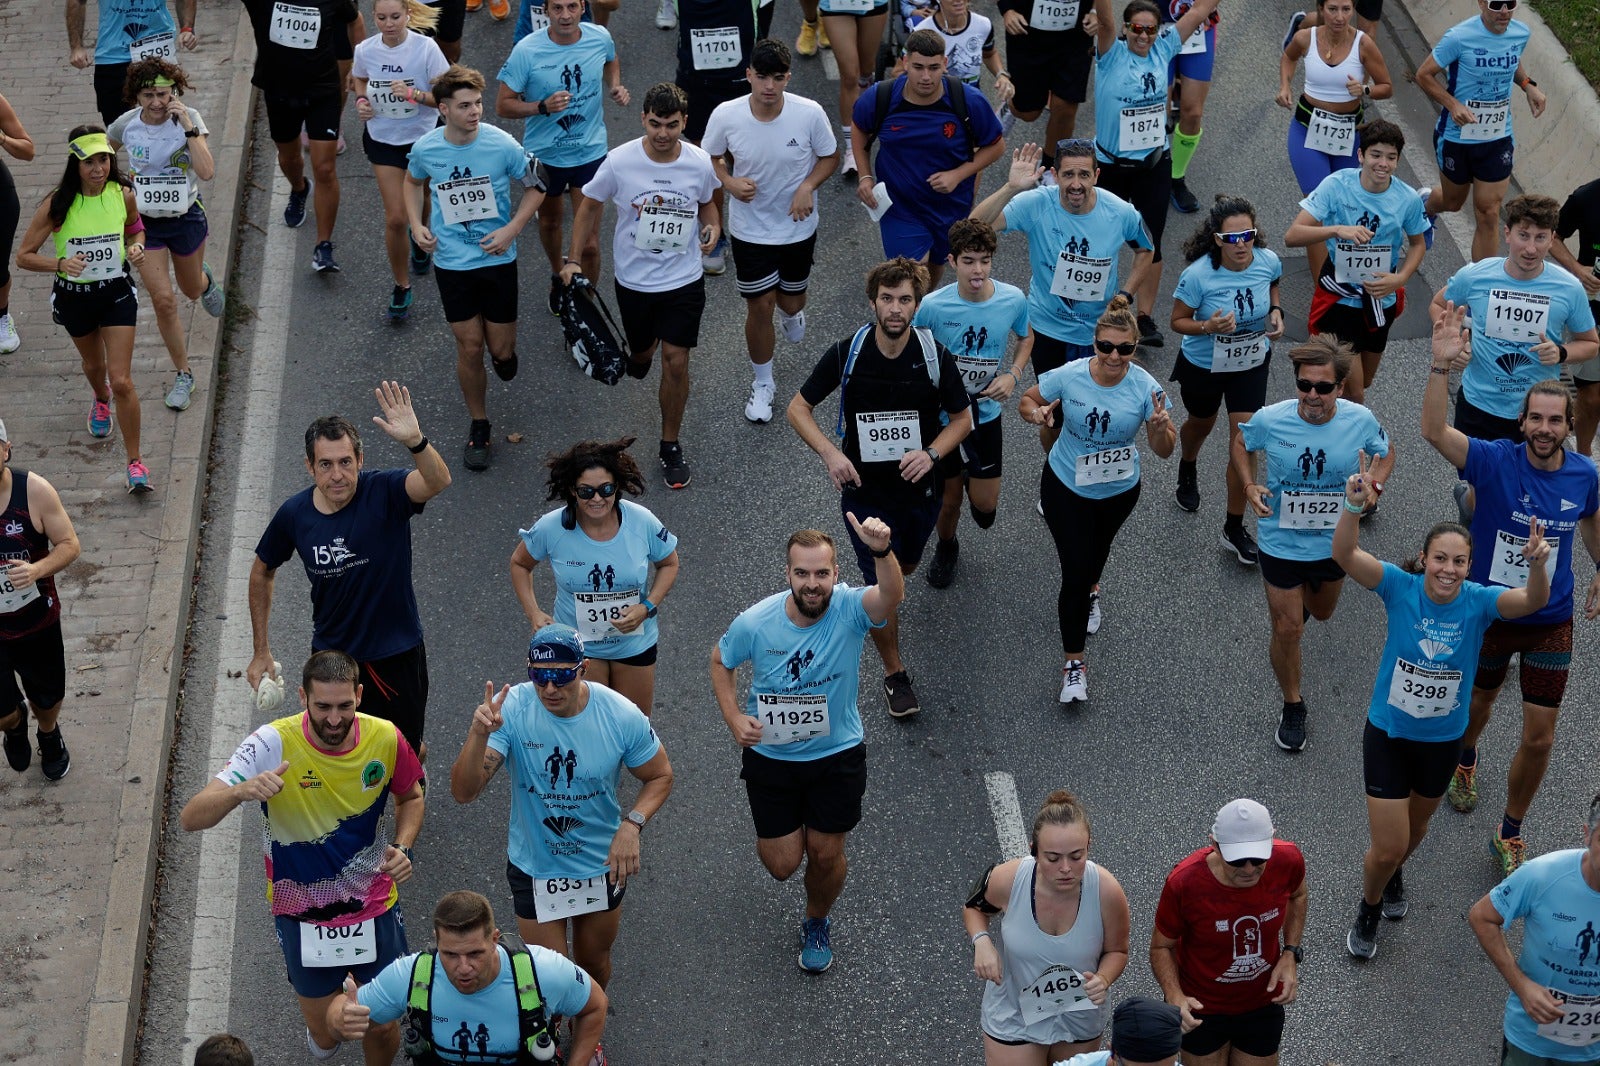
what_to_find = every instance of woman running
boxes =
[821,0,889,179]
[107,57,223,413]
[1277,0,1391,195]
[15,127,153,493]
[0,91,35,355]
[352,0,449,319]
[964,788,1131,1065]
[510,438,681,716]
[1021,295,1175,703]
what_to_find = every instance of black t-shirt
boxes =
[995,0,1092,48]
[1558,179,1600,305]
[674,0,759,89]
[800,328,971,502]
[241,0,360,94]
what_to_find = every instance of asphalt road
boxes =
[139,0,1600,1063]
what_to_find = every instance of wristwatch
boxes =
[641,598,658,619]
[625,810,647,832]
[925,445,941,464]
[397,844,415,862]
[1282,943,1304,963]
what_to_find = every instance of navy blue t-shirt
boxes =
[255,468,425,660]
[852,77,1003,225]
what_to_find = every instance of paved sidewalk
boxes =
[0,0,254,1061]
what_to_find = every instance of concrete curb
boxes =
[81,12,259,1064]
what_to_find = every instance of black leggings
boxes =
[1041,465,1141,653]
[0,157,17,290]
[1098,157,1171,264]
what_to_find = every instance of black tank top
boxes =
[0,470,61,638]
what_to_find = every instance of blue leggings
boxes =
[1286,117,1359,196]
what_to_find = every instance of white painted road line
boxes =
[821,48,839,82]
[984,770,1029,860]
[181,176,295,1056]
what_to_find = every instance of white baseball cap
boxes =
[1211,798,1275,863]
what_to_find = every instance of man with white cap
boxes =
[1055,996,1184,1066]
[1149,798,1308,1066]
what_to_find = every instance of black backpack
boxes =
[559,275,628,387]
[865,76,978,158]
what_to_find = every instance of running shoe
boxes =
[1086,591,1103,635]
[655,0,676,27]
[306,1027,341,1061]
[126,460,153,495]
[1381,868,1408,920]
[3,725,29,772]
[1220,524,1259,566]
[883,670,920,717]
[488,0,510,19]
[199,262,225,317]
[1453,480,1473,525]
[1418,187,1436,250]
[926,537,959,589]
[1346,901,1380,960]
[1447,762,1479,813]
[465,0,481,11]
[491,353,519,381]
[1276,701,1308,752]
[284,178,310,228]
[548,274,566,317]
[588,1044,608,1066]
[1036,498,1044,516]
[1059,660,1088,703]
[1170,176,1199,214]
[1175,462,1200,512]
[744,379,776,424]
[1281,10,1306,50]
[798,916,833,973]
[312,240,340,273]
[389,285,414,320]
[464,419,491,472]
[999,106,1017,137]
[1491,831,1526,876]
[840,132,857,180]
[1136,313,1164,348]
[165,370,195,411]
[702,236,728,275]
[778,309,806,343]
[0,312,18,354]
[409,239,432,275]
[796,19,819,56]
[660,442,692,489]
[88,397,113,438]
[818,19,830,47]
[37,727,70,780]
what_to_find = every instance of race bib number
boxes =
[1118,104,1165,153]
[269,2,322,49]
[1076,446,1135,486]
[527,4,550,29]
[130,30,176,61]
[856,410,921,462]
[1333,241,1390,286]
[1211,330,1268,373]
[1484,287,1551,344]
[755,692,831,745]
[299,918,376,967]
[134,173,192,218]
[65,234,121,281]
[1387,659,1461,719]
[1029,0,1079,31]
[1488,529,1557,589]
[1050,252,1111,301]
[369,79,417,119]
[1019,966,1097,1023]
[1460,97,1510,141]
[1304,107,1357,156]
[1277,490,1342,530]
[532,876,610,923]
[1539,993,1600,1047]
[690,26,741,69]
[572,589,640,640]
[437,176,496,225]
[634,204,694,252]
[955,355,997,393]
[0,565,40,614]
[1180,26,1207,54]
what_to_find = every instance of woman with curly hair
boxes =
[510,437,681,714]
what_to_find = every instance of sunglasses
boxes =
[1095,339,1139,355]
[1485,0,1516,9]
[1125,22,1160,35]
[1055,136,1096,158]
[528,665,581,687]
[1216,229,1258,244]
[1296,378,1338,395]
[574,482,618,500]
[1226,855,1269,868]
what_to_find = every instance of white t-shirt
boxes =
[907,11,994,83]
[701,91,835,245]
[584,137,720,293]
[107,106,210,211]
[351,30,451,147]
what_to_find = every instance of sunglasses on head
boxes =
[1216,229,1258,244]
[1125,22,1160,35]
[1296,378,1338,395]
[1226,855,1269,868]
[574,482,618,500]
[1096,339,1139,356]
[1485,0,1516,10]
[1055,137,1096,158]
[528,665,581,687]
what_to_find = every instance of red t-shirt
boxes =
[1153,841,1307,1016]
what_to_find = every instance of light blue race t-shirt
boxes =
[496,25,616,167]
[407,124,533,271]
[93,0,178,65]
[1448,258,1597,419]
[1491,850,1600,1062]
[1237,398,1390,561]
[717,584,882,762]
[1366,562,1503,741]
[1299,168,1429,311]
[913,281,1030,424]
[1003,185,1152,344]
[518,500,678,660]
[487,681,660,879]
[361,944,592,1062]
[1039,359,1164,499]
[1431,16,1531,145]
[1094,27,1182,162]
[1173,247,1283,371]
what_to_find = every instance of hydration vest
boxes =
[402,946,562,1065]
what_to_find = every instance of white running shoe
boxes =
[307,1027,341,1061]
[1059,660,1088,703]
[655,0,676,27]
[1086,591,1102,635]
[778,309,807,343]
[999,106,1017,137]
[745,379,776,423]
[0,312,18,355]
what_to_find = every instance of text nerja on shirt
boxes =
[1431,16,1531,145]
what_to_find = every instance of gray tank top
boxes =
[980,858,1109,1044]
